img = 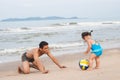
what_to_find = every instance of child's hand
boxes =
[84,52,88,54]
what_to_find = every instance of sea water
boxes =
[0,19,120,63]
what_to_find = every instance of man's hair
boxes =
[81,30,93,39]
[39,41,48,48]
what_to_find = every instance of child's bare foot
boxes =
[87,67,93,71]
[94,67,100,69]
[18,66,22,74]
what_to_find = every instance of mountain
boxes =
[1,16,79,22]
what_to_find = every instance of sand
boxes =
[0,48,120,80]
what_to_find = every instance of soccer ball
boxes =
[79,59,89,70]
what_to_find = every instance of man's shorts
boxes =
[21,52,34,62]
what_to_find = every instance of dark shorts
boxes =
[22,52,34,62]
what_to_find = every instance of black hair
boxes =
[39,41,48,48]
[81,30,93,39]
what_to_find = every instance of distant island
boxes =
[1,16,81,22]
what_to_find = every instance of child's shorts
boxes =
[92,50,103,57]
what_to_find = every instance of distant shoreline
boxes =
[1,16,120,22]
[0,16,83,22]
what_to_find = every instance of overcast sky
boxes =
[0,0,120,19]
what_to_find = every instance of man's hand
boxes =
[42,70,49,74]
[59,66,67,68]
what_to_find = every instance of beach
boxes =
[0,48,120,80]
[0,0,120,79]
[0,20,120,80]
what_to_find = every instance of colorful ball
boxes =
[79,59,89,70]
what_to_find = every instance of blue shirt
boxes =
[91,43,103,56]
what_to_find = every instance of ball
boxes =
[79,59,89,70]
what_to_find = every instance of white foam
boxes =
[49,42,84,48]
[1,21,120,34]
[0,48,25,56]
[0,42,84,56]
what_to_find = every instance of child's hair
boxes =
[39,41,48,48]
[81,30,93,39]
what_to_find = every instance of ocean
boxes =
[0,19,120,63]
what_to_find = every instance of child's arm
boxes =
[84,40,91,54]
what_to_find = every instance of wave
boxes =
[52,22,78,26]
[50,42,84,49]
[20,27,31,30]
[69,22,78,25]
[55,21,120,26]
[0,42,84,56]
[0,21,120,33]
[78,21,120,26]
[102,22,113,24]
[0,26,76,34]
[52,23,66,26]
[0,27,32,32]
[0,48,25,56]
[0,42,84,63]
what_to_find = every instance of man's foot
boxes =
[18,66,22,74]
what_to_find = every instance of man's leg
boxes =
[30,61,45,70]
[29,62,39,70]
[30,60,49,74]
[18,61,30,74]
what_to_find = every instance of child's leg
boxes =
[88,54,96,70]
[95,56,100,69]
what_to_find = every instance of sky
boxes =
[0,0,120,19]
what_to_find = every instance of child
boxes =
[81,30,103,70]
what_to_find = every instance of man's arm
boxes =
[33,52,48,74]
[47,52,66,68]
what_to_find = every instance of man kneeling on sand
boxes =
[18,41,66,74]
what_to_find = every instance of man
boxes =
[18,41,66,74]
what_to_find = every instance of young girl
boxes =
[81,30,103,70]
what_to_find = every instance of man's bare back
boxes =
[26,48,44,59]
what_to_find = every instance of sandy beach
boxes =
[0,0,120,80]
[0,48,120,80]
